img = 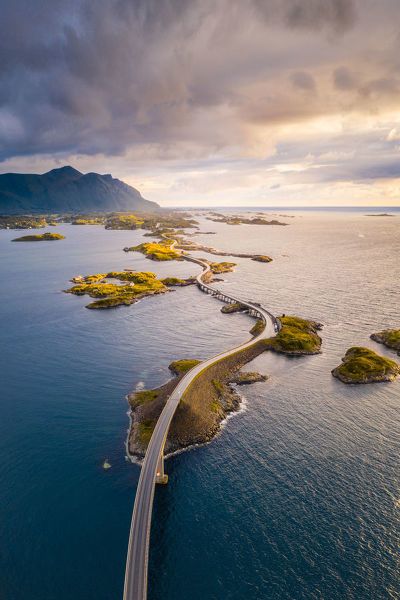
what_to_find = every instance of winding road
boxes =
[123,246,279,600]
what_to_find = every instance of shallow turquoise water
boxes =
[0,213,399,599]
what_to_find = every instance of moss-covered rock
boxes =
[208,261,236,274]
[370,329,400,355]
[264,315,322,355]
[221,302,247,314]
[228,371,268,385]
[161,277,196,287]
[251,255,273,263]
[12,232,65,241]
[332,347,400,383]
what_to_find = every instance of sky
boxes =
[1,0,400,207]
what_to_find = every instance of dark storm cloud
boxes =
[0,0,361,162]
[1,0,400,205]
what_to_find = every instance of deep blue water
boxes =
[0,213,399,599]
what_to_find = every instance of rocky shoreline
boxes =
[126,343,269,459]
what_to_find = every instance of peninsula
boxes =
[127,313,321,457]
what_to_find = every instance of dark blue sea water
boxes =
[0,212,399,599]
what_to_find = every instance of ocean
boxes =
[0,210,399,599]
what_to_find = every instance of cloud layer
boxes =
[1,0,400,205]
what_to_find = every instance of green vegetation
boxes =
[332,347,400,383]
[264,315,322,355]
[127,339,269,457]
[105,214,144,229]
[169,359,201,375]
[212,379,224,397]
[250,319,265,336]
[104,211,197,231]
[137,420,156,445]
[209,261,236,274]
[221,302,247,314]
[126,241,182,261]
[130,389,159,408]
[0,215,49,229]
[71,217,104,225]
[65,270,167,309]
[71,273,107,284]
[371,329,400,355]
[12,232,65,242]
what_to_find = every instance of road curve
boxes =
[123,253,279,600]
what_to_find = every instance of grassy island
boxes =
[209,261,236,274]
[371,329,400,355]
[65,270,168,308]
[12,232,65,242]
[332,347,400,384]
[105,214,144,229]
[264,315,322,355]
[125,241,182,261]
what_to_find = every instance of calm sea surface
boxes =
[0,210,399,599]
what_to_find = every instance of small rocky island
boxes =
[332,347,400,383]
[12,232,65,242]
[370,329,400,355]
[206,214,288,226]
[264,315,323,355]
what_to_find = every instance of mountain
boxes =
[0,166,159,213]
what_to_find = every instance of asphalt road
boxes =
[123,257,278,600]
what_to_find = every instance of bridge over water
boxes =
[123,253,279,600]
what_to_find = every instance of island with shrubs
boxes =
[370,329,400,355]
[12,232,65,242]
[331,347,400,383]
[263,315,323,355]
[65,271,170,309]
[124,240,182,261]
[205,214,288,226]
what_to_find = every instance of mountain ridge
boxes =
[0,166,159,213]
